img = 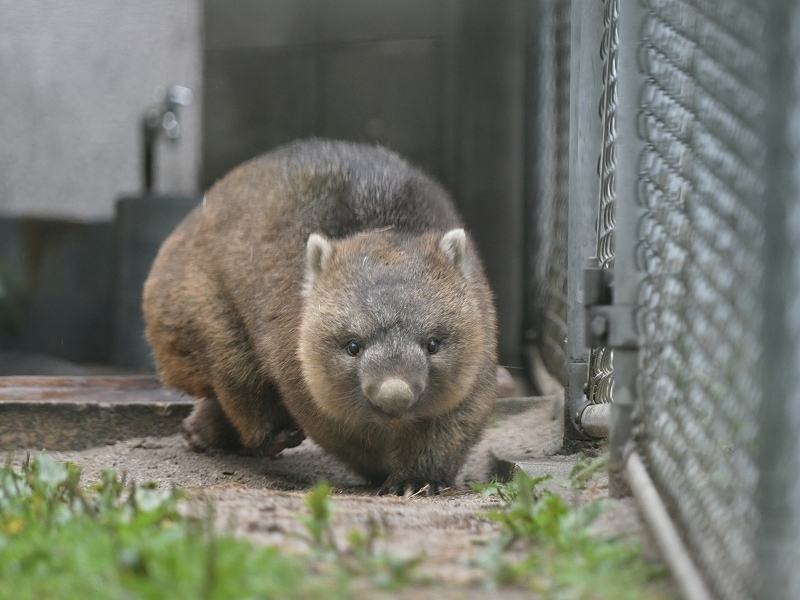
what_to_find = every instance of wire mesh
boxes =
[630,1,766,598]
[587,0,619,407]
[530,0,571,387]
[596,0,618,272]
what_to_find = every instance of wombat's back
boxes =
[204,139,464,243]
[272,140,462,232]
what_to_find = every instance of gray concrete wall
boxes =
[203,0,445,187]
[448,0,526,369]
[0,1,202,220]
[0,218,115,363]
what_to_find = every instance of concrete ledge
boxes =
[490,454,577,491]
[0,376,193,451]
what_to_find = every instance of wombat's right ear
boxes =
[439,228,469,275]
[304,233,332,295]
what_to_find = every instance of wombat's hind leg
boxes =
[181,396,245,453]
[212,377,306,459]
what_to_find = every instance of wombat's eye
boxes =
[426,338,439,354]
[345,340,361,356]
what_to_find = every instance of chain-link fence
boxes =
[625,1,765,598]
[523,0,800,597]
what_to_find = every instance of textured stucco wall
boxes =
[0,1,202,220]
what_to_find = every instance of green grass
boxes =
[0,453,344,600]
[565,452,610,490]
[474,470,674,599]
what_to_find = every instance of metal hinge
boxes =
[584,267,638,348]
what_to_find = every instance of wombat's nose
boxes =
[371,378,417,416]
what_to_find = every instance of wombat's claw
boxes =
[409,483,451,497]
[378,479,448,497]
[257,428,306,458]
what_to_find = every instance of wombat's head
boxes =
[298,228,496,426]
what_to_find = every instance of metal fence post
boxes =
[607,0,647,497]
[758,1,800,596]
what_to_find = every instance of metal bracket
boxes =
[584,266,614,306]
[584,267,639,348]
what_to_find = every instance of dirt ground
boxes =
[13,390,670,598]
[15,397,672,598]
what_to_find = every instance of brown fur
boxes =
[143,139,498,494]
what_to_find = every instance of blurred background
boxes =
[0,0,529,374]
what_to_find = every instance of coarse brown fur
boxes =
[143,139,498,494]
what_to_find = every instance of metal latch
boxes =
[584,267,638,348]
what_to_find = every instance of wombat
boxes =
[143,139,498,494]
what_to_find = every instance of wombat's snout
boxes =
[365,377,422,416]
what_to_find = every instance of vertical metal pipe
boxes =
[758,1,800,596]
[608,0,647,496]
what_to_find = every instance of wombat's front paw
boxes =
[254,428,306,459]
[378,475,450,497]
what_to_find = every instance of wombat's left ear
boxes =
[439,228,469,275]
[304,233,332,295]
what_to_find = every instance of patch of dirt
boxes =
[13,395,669,598]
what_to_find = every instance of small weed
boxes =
[346,518,424,590]
[474,473,551,503]
[299,480,336,555]
[566,452,609,490]
[298,483,424,591]
[475,470,672,599]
